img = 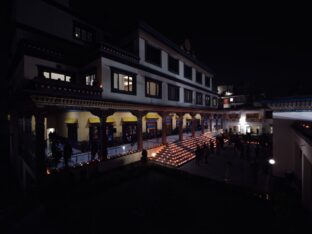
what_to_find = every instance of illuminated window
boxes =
[73,22,94,43]
[85,74,96,86]
[111,69,136,95]
[41,68,72,82]
[230,97,234,102]
[146,78,161,98]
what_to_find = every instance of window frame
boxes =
[184,64,192,80]
[145,77,162,99]
[145,42,162,67]
[184,88,193,103]
[168,84,180,101]
[205,95,211,106]
[38,65,74,83]
[205,76,211,88]
[196,92,203,105]
[196,71,203,84]
[168,55,180,74]
[73,21,95,43]
[111,67,137,95]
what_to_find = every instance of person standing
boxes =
[63,140,72,169]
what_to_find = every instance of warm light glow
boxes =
[230,98,234,102]
[46,169,51,175]
[269,159,276,165]
[225,91,233,96]
[151,152,156,157]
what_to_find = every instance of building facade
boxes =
[8,0,222,189]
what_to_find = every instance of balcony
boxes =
[23,77,103,98]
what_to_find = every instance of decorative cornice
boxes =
[30,95,221,114]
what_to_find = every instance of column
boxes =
[215,115,219,131]
[201,114,205,134]
[35,112,45,180]
[134,111,143,151]
[99,114,108,160]
[209,114,213,132]
[161,112,168,145]
[178,113,184,141]
[191,113,196,137]
[92,110,112,160]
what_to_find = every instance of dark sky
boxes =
[3,1,312,98]
[72,1,311,98]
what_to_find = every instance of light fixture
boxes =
[269,159,275,165]
[122,146,126,150]
[151,152,156,157]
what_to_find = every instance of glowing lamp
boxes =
[269,159,276,165]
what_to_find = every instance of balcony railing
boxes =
[24,78,103,98]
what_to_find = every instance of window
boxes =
[205,76,211,88]
[184,64,192,79]
[146,78,161,98]
[168,84,179,101]
[196,71,202,84]
[40,67,72,82]
[111,69,136,95]
[85,73,96,86]
[145,43,161,66]
[213,97,218,106]
[184,89,193,103]
[168,56,179,74]
[74,22,94,43]
[196,92,203,105]
[205,95,211,106]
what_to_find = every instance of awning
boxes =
[146,113,160,119]
[88,117,100,124]
[122,116,137,122]
[106,117,115,123]
[88,117,115,123]
[65,118,78,124]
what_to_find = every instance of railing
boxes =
[24,78,103,97]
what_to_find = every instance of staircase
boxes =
[150,133,216,167]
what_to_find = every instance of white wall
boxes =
[101,57,216,108]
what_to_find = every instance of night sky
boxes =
[72,1,312,98]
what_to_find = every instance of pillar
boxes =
[201,114,205,134]
[209,115,212,132]
[191,113,196,137]
[178,113,184,141]
[35,112,46,179]
[133,111,143,151]
[92,109,113,160]
[161,112,168,145]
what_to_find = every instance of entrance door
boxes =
[122,123,137,143]
[67,123,77,142]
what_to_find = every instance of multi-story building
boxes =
[217,85,272,135]
[8,0,222,189]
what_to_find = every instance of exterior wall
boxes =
[101,57,215,108]
[23,55,79,80]
[273,115,312,213]
[138,36,214,92]
[14,0,101,46]
[223,110,271,134]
